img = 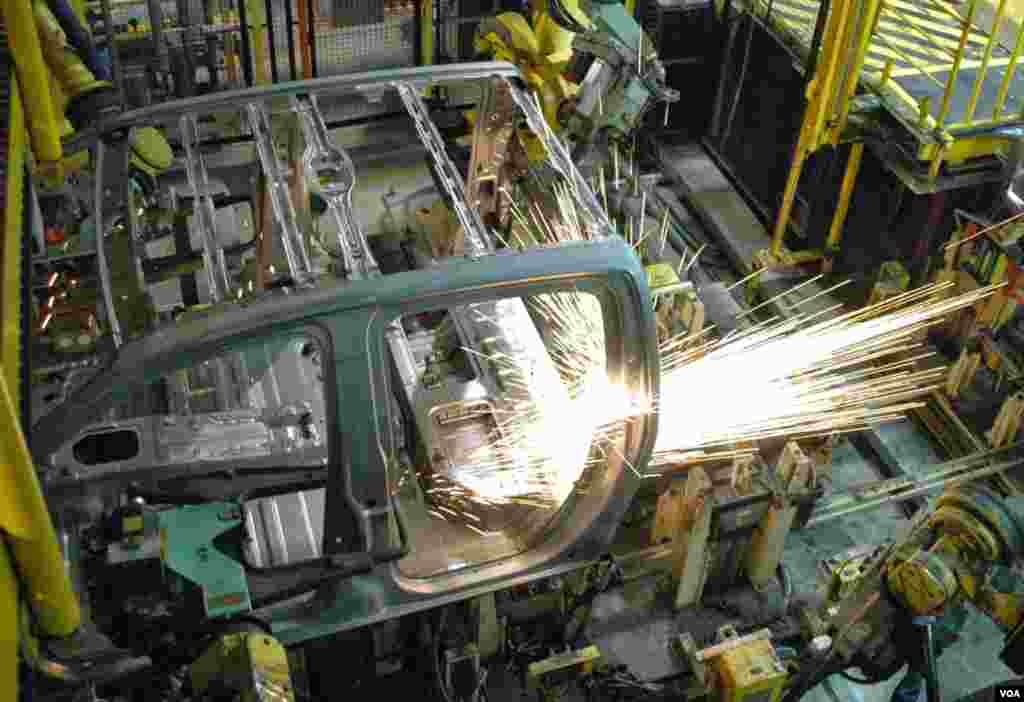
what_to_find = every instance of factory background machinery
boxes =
[4,1,1024,702]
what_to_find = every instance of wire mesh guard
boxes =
[97,0,420,110]
[95,0,251,106]
[265,1,418,79]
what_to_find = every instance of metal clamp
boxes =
[394,81,492,256]
[502,78,616,240]
[245,103,313,283]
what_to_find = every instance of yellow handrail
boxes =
[832,0,886,141]
[826,142,865,253]
[806,0,856,148]
[935,0,979,127]
[964,0,1010,123]
[771,0,869,257]
[993,21,1024,119]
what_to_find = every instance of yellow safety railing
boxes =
[768,0,1024,259]
[869,0,1024,169]
[940,0,1023,131]
[770,0,884,257]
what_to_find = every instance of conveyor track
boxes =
[807,441,1024,526]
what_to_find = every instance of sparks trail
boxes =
[648,280,998,468]
[424,169,1001,529]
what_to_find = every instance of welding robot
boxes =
[656,485,1024,702]
[778,486,1024,702]
[474,0,680,171]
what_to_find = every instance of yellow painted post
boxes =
[0,540,19,702]
[1,82,23,399]
[826,142,865,253]
[248,0,269,85]
[805,0,856,146]
[880,58,894,87]
[772,140,807,256]
[936,0,979,128]
[626,0,638,14]
[0,77,79,638]
[0,374,81,638]
[964,0,1009,124]
[420,0,433,66]
[929,146,945,180]
[823,0,858,142]
[0,0,63,172]
[919,96,933,128]
[994,26,1024,119]
[833,0,886,141]
[772,0,855,256]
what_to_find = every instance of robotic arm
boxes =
[788,487,1024,702]
[474,0,679,169]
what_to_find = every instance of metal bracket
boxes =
[394,81,492,256]
[293,94,378,280]
[502,78,616,240]
[179,115,232,302]
[466,80,518,236]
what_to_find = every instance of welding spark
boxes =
[648,280,998,468]
[429,171,999,532]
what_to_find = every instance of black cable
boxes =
[433,608,455,702]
